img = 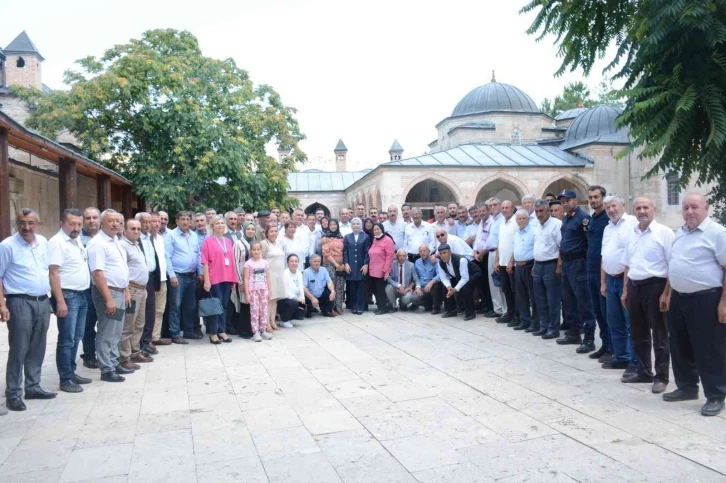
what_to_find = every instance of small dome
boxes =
[560,105,630,150]
[555,107,589,121]
[452,82,539,117]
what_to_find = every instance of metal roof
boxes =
[389,139,404,153]
[452,82,539,117]
[287,170,371,192]
[555,107,588,121]
[559,105,630,151]
[384,143,592,168]
[4,31,44,61]
[334,139,348,152]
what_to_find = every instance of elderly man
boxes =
[224,211,241,241]
[472,203,494,316]
[413,244,444,314]
[587,185,613,363]
[49,208,92,394]
[621,196,674,394]
[432,204,455,234]
[495,200,517,325]
[431,228,474,260]
[549,201,565,221]
[1,209,56,411]
[485,198,506,318]
[600,196,638,374]
[158,211,169,236]
[166,211,202,343]
[87,209,131,383]
[557,189,597,353]
[339,208,353,236]
[119,219,152,371]
[136,212,161,358]
[454,205,470,238]
[404,207,434,263]
[521,194,537,222]
[303,255,336,317]
[80,207,101,369]
[437,244,481,321]
[149,212,171,347]
[401,203,412,224]
[386,249,418,311]
[665,193,726,416]
[509,209,537,332]
[532,200,562,339]
[382,205,407,251]
[256,210,271,241]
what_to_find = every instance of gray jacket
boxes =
[387,260,419,289]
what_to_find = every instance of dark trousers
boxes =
[371,277,390,311]
[141,280,156,349]
[54,290,88,382]
[278,298,306,321]
[80,288,98,362]
[207,282,231,334]
[514,264,537,329]
[474,255,493,312]
[627,278,670,382]
[168,272,197,338]
[346,280,367,312]
[588,272,611,352]
[306,287,334,315]
[443,280,475,316]
[5,297,51,399]
[227,299,252,338]
[561,258,596,338]
[533,261,561,334]
[407,253,421,264]
[499,266,516,317]
[669,288,726,400]
[413,281,443,311]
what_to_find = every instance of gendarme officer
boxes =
[557,190,597,353]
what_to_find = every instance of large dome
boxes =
[451,81,540,117]
[560,105,630,150]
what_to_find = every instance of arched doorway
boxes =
[542,177,587,205]
[476,179,523,205]
[304,202,330,217]
[405,179,457,220]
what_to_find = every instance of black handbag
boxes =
[199,295,224,317]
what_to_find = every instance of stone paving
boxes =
[1,310,726,482]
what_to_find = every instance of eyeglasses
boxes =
[16,221,38,227]
[436,234,446,238]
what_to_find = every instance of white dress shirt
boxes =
[281,235,309,269]
[48,229,91,291]
[284,268,305,300]
[497,216,518,267]
[473,218,491,252]
[338,221,353,237]
[621,220,674,281]
[438,256,469,291]
[404,221,434,255]
[533,216,562,262]
[431,234,474,260]
[87,231,130,289]
[432,220,456,235]
[382,219,407,251]
[669,217,726,293]
[140,233,157,273]
[152,233,167,282]
[601,214,637,276]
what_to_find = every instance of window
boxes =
[510,127,521,145]
[16,57,25,68]
[666,172,679,206]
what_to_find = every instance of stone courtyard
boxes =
[1,311,725,483]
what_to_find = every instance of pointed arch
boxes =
[402,173,464,204]
[539,173,590,201]
[304,202,330,217]
[472,172,528,204]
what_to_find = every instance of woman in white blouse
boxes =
[280,222,308,269]
[277,254,306,327]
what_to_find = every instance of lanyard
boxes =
[215,236,228,255]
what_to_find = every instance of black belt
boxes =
[489,248,497,253]
[515,259,535,267]
[61,289,86,294]
[6,294,48,302]
[629,276,667,287]
[609,273,624,279]
[561,252,586,261]
[536,258,558,264]
[674,287,721,298]
[108,286,125,292]
[176,272,196,276]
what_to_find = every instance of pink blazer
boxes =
[368,236,394,278]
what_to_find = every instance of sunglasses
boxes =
[436,234,446,238]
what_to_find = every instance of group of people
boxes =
[0,189,724,418]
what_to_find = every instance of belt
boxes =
[516,260,535,267]
[536,258,558,264]
[629,276,667,287]
[61,289,86,294]
[674,287,721,298]
[5,294,48,302]
[610,273,624,279]
[176,271,196,276]
[561,251,586,261]
[107,286,125,292]
[129,282,147,290]
[489,248,497,253]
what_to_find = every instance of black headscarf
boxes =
[372,222,393,241]
[325,218,343,239]
[363,217,375,237]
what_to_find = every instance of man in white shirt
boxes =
[149,212,171,346]
[494,200,518,324]
[382,205,408,251]
[431,204,455,234]
[48,208,92,393]
[401,203,412,224]
[136,212,161,357]
[621,197,674,394]
[404,208,434,263]
[431,228,474,260]
[87,209,131,383]
[338,208,353,236]
[599,196,638,374]
[532,200,562,339]
[664,193,726,416]
[485,198,505,318]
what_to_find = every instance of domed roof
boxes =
[555,106,589,121]
[451,79,539,118]
[560,105,630,151]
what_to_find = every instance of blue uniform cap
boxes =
[557,189,577,200]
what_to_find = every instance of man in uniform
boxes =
[557,189,597,353]
[586,186,613,363]
[664,193,726,416]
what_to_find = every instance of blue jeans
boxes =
[533,262,561,333]
[588,272,611,351]
[54,290,88,382]
[169,272,197,338]
[80,289,98,361]
[606,275,636,364]
[207,282,231,335]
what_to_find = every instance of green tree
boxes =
[595,77,624,110]
[521,0,726,200]
[12,29,305,213]
[541,81,594,118]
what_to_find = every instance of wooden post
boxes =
[0,127,10,240]
[58,157,77,216]
[96,175,111,211]
[121,185,133,219]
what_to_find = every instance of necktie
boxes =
[399,264,403,285]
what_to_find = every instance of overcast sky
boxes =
[3,0,615,170]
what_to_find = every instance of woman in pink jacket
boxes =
[368,223,395,315]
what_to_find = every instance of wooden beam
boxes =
[58,157,77,216]
[97,175,111,211]
[0,127,10,240]
[121,185,133,220]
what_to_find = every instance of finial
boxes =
[491,70,496,83]
[577,101,584,108]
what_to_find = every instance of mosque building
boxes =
[287,72,704,228]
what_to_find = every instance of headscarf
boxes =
[325,218,343,239]
[351,217,363,234]
[363,217,374,237]
[242,221,256,244]
[372,222,389,240]
[320,216,329,231]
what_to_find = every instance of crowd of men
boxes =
[0,188,724,418]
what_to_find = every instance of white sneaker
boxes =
[261,331,273,340]
[280,321,293,328]
[252,332,262,342]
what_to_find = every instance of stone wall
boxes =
[289,192,348,218]
[5,54,43,90]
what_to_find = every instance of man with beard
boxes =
[158,211,170,236]
[80,208,101,369]
[587,186,613,363]
[401,203,412,224]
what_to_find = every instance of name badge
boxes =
[224,258,230,266]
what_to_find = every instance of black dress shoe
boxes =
[183,333,203,340]
[431,309,441,315]
[556,334,582,345]
[533,329,548,336]
[601,360,629,370]
[101,372,125,383]
[60,380,83,393]
[598,353,613,364]
[662,389,700,402]
[463,314,476,321]
[496,314,512,324]
[589,346,608,360]
[305,312,312,318]
[513,324,528,331]
[701,399,724,416]
[116,365,135,375]
[652,381,668,394]
[389,308,399,313]
[83,359,100,369]
[622,364,637,378]
[374,309,389,315]
[194,329,204,338]
[621,373,654,384]
[72,373,93,384]
[524,326,538,333]
[507,320,520,327]
[6,397,26,411]
[25,388,57,400]
[484,311,501,318]
[441,311,458,319]
[542,331,560,340]
[576,341,596,354]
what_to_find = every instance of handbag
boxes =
[199,295,224,317]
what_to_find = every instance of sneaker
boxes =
[253,332,262,342]
[261,331,273,340]
[280,321,294,328]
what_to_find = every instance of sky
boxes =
[3,0,617,170]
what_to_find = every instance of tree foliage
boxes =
[521,0,726,199]
[12,29,305,213]
[541,78,624,118]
